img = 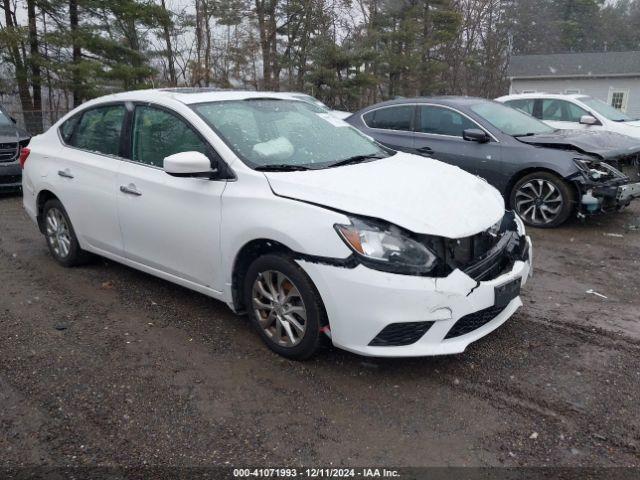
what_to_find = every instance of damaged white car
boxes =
[21,90,532,359]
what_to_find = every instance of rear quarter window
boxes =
[59,116,80,144]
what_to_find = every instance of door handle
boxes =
[417,146,434,155]
[58,169,74,179]
[120,184,142,196]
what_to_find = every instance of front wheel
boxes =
[510,172,575,228]
[244,254,325,360]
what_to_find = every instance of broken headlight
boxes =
[335,217,438,274]
[573,158,620,181]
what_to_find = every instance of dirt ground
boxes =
[0,192,639,469]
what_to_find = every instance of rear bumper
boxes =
[298,237,532,357]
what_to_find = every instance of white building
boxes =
[508,51,640,117]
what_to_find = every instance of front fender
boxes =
[220,173,353,300]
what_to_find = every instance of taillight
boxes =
[19,147,30,169]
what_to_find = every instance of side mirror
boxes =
[463,128,490,143]
[163,151,213,178]
[579,115,599,126]
[10,116,17,124]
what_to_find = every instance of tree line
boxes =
[1,0,639,134]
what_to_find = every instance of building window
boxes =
[609,89,629,111]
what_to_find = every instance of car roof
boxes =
[79,88,310,107]
[356,96,491,112]
[496,93,589,101]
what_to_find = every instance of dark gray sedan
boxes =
[0,104,30,192]
[347,97,640,227]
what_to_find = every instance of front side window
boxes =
[417,106,478,137]
[505,99,535,116]
[362,105,414,131]
[132,106,208,167]
[70,105,125,156]
[470,101,554,137]
[194,99,388,169]
[541,99,587,122]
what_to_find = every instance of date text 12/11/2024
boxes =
[232,468,400,478]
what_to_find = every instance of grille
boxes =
[369,321,434,346]
[0,142,18,163]
[444,305,506,339]
[446,231,501,266]
[0,174,21,184]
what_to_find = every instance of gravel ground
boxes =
[0,192,639,468]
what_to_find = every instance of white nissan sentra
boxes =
[21,89,532,359]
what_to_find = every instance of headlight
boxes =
[573,158,620,181]
[335,217,438,273]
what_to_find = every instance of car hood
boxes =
[263,152,505,238]
[517,129,640,160]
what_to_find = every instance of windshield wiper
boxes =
[254,164,312,172]
[329,154,387,168]
[513,132,537,137]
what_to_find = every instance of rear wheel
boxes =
[510,172,574,228]
[42,199,91,267]
[244,254,325,360]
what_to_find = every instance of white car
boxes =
[496,93,640,138]
[21,89,532,359]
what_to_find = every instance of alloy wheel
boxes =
[514,179,564,225]
[45,207,72,258]
[252,270,308,347]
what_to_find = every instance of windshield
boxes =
[580,96,636,122]
[471,101,554,136]
[193,99,388,169]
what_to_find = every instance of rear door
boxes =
[117,103,227,291]
[413,104,502,180]
[360,105,416,152]
[54,103,126,255]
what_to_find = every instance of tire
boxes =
[243,254,325,360]
[42,199,91,267]
[509,172,575,228]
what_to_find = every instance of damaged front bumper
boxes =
[577,179,640,213]
[573,157,640,213]
[297,236,532,357]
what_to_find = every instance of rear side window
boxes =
[363,106,414,131]
[132,106,208,167]
[68,105,125,156]
[417,106,477,137]
[505,99,535,116]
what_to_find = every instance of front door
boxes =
[117,104,227,291]
[539,98,593,131]
[413,105,502,180]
